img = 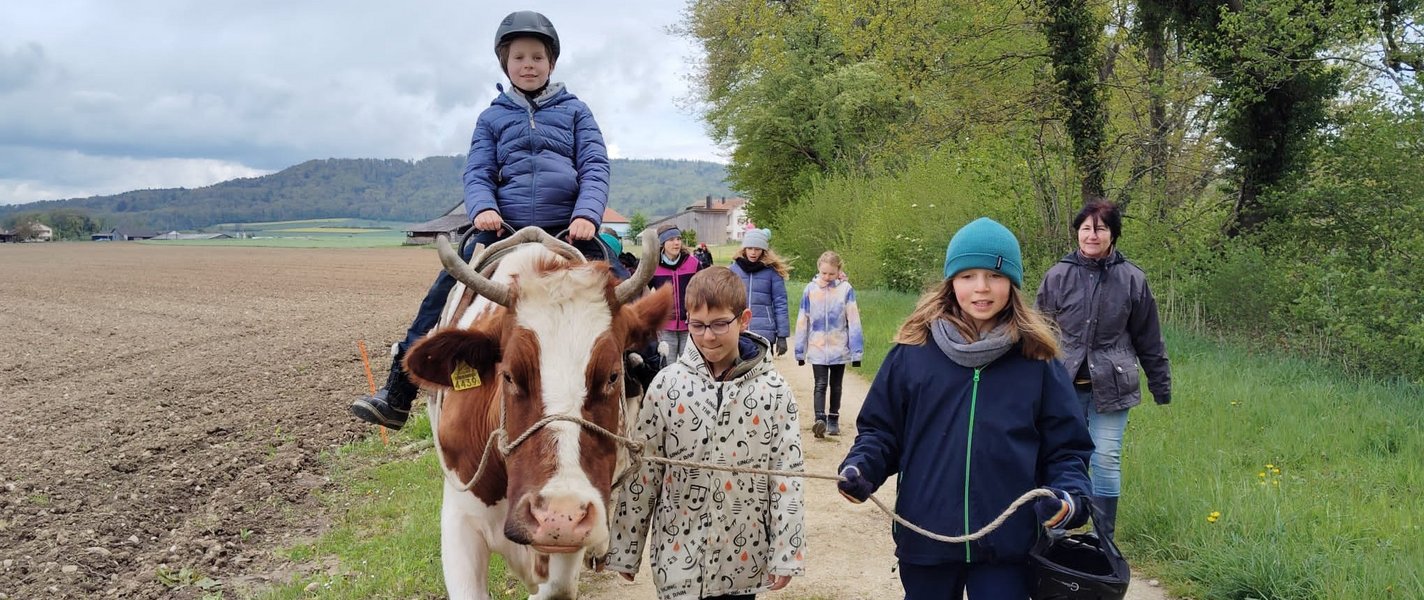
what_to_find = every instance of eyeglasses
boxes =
[687,319,735,336]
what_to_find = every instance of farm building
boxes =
[404,204,471,245]
[150,231,233,240]
[92,228,158,241]
[647,196,749,246]
[4,223,54,242]
[601,207,631,237]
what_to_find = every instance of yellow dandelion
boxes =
[1272,480,1280,486]
[1206,511,1221,523]
[1272,467,1281,475]
[1258,472,1266,478]
[1266,464,1275,469]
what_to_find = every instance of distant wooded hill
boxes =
[0,157,733,230]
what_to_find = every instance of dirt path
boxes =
[581,353,1171,600]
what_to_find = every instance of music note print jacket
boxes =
[606,332,807,600]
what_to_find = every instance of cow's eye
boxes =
[607,371,621,386]
[501,371,515,385]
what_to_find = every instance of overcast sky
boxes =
[0,1,724,206]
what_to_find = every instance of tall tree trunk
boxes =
[1141,1,1169,219]
[1041,0,1108,206]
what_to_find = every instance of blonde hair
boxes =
[735,246,792,278]
[895,279,1061,361]
[817,250,842,271]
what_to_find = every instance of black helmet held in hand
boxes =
[495,10,560,62]
[1029,502,1130,599]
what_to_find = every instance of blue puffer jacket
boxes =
[462,82,610,229]
[840,342,1093,565]
[730,258,790,342]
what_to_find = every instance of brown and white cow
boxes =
[401,227,671,600]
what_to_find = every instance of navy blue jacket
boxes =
[730,259,790,341]
[840,342,1093,565]
[462,83,610,229]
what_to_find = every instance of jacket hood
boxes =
[494,81,569,110]
[677,331,773,383]
[1060,248,1126,268]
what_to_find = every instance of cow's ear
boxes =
[403,328,502,390]
[620,285,674,349]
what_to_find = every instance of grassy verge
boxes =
[1122,330,1422,599]
[256,416,522,600]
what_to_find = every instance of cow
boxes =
[401,227,671,600]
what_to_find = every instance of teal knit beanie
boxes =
[942,217,1023,287]
[598,232,623,256]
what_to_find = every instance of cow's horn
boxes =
[614,228,659,306]
[436,233,512,306]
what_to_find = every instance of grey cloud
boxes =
[0,42,60,93]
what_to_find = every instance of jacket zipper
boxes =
[1084,262,1103,403]
[527,103,538,226]
[964,367,981,561]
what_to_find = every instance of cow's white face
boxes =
[500,257,625,553]
[407,244,672,555]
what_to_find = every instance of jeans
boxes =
[899,561,1030,599]
[1077,388,1129,498]
[398,227,628,353]
[811,363,845,418]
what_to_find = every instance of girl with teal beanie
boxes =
[837,217,1094,599]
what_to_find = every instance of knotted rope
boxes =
[429,404,1056,544]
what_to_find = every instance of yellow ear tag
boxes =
[450,362,482,391]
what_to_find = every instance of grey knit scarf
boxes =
[931,319,1014,368]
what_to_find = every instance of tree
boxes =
[627,212,649,237]
[12,221,40,242]
[1038,0,1109,204]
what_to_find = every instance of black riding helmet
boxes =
[495,10,560,63]
[1029,502,1130,600]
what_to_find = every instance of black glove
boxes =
[797,360,805,367]
[1033,488,1079,531]
[838,465,873,503]
[852,360,861,368]
[775,337,788,356]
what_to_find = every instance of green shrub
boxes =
[776,143,1041,292]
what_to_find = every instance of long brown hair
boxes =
[735,246,792,278]
[895,279,1061,361]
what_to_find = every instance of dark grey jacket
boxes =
[1036,250,1171,411]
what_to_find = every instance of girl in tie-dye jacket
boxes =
[793,251,864,438]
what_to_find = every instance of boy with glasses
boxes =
[604,266,806,600]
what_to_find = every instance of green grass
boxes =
[1119,330,1423,599]
[209,217,411,230]
[143,230,411,248]
[256,415,523,600]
